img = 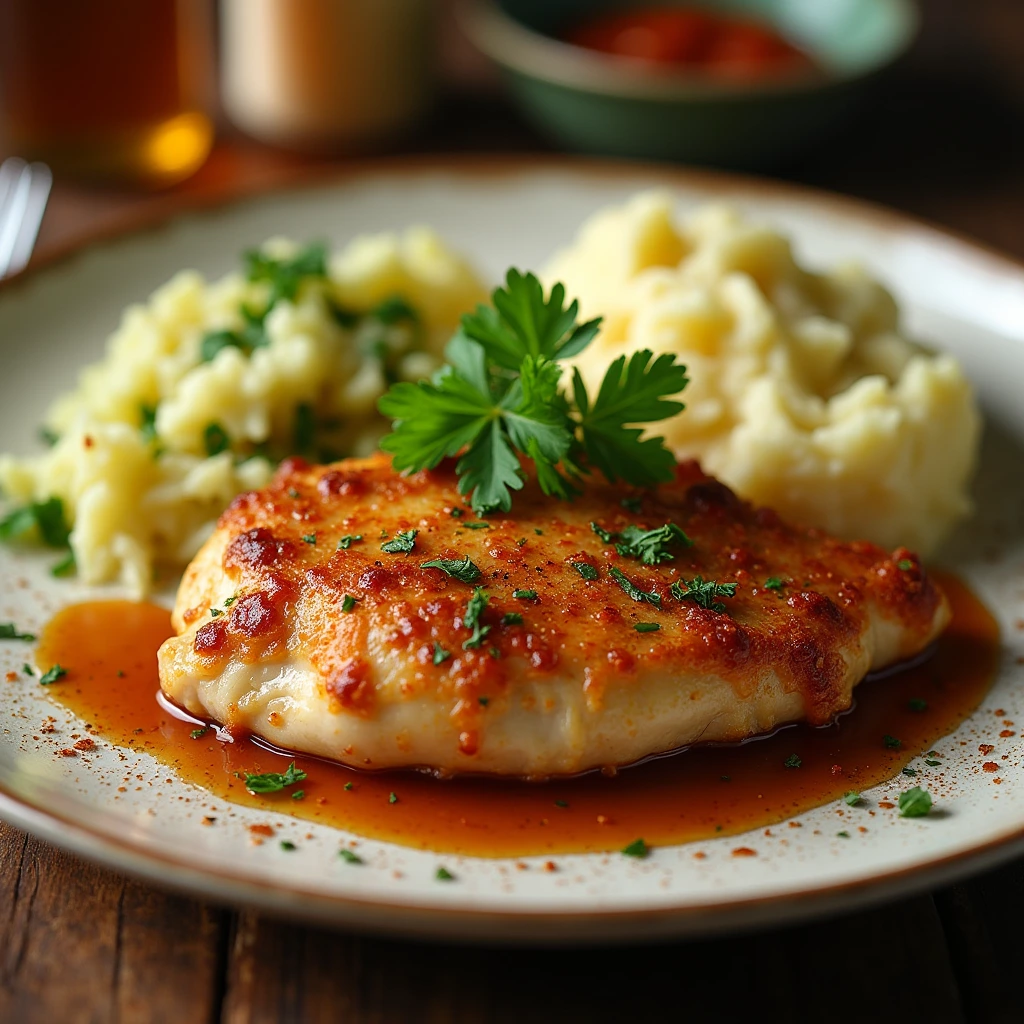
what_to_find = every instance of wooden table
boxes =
[3,2,1023,1020]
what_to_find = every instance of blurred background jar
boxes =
[0,0,216,189]
[220,0,436,153]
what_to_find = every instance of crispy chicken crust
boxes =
[158,454,949,776]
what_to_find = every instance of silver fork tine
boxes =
[6,163,52,277]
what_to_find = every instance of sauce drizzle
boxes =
[36,571,998,858]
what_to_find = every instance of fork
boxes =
[0,157,52,279]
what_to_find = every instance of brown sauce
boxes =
[36,570,998,858]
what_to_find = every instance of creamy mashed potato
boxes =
[545,193,980,554]
[0,229,484,593]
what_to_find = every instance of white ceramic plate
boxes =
[1,159,1022,943]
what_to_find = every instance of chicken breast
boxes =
[158,454,949,777]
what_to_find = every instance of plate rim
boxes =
[2,153,1023,940]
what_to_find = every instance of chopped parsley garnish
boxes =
[449,508,464,518]
[203,422,230,457]
[421,556,481,583]
[378,269,688,514]
[897,558,914,571]
[51,551,76,577]
[534,528,543,536]
[501,612,523,626]
[242,761,307,794]
[609,566,661,607]
[139,404,158,442]
[344,782,354,791]
[223,596,237,606]
[784,754,802,769]
[462,522,491,530]
[0,496,70,548]
[837,831,850,839]
[301,532,317,545]
[592,521,692,565]
[898,786,933,818]
[337,534,362,550]
[571,561,598,581]
[291,790,305,801]
[432,642,451,665]
[843,791,862,807]
[764,577,784,591]
[554,799,568,808]
[924,759,942,767]
[478,696,490,706]
[901,767,918,777]
[280,841,297,851]
[246,241,327,306]
[621,497,642,513]
[883,734,902,749]
[22,664,33,677]
[210,607,223,617]
[39,664,67,686]
[908,698,928,712]
[339,848,363,864]
[435,866,455,881]
[341,595,358,613]
[634,622,660,633]
[513,589,537,600]
[388,791,399,804]
[621,838,649,859]
[288,488,301,499]
[671,576,737,613]
[488,646,501,659]
[190,727,207,740]
[0,623,35,642]
[381,529,417,554]
[516,537,527,547]
[462,588,491,649]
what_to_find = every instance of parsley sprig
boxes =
[379,270,688,514]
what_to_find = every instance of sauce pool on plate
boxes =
[36,571,998,858]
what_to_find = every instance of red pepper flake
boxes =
[1000,730,1016,738]
[993,778,1003,784]
[5,671,17,682]
[995,709,1007,716]
[983,761,999,772]
[980,744,995,755]
[544,861,557,872]
[693,851,706,860]
[73,738,94,751]
[248,823,275,837]
[59,748,76,757]
[732,847,757,857]
[878,800,895,809]
[788,821,802,828]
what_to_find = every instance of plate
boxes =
[0,157,1022,943]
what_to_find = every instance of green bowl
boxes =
[459,0,919,169]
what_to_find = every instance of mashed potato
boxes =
[545,193,980,554]
[0,228,484,593]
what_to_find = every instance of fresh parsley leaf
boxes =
[609,566,661,607]
[39,664,67,685]
[462,588,491,649]
[301,532,317,545]
[0,623,35,641]
[344,782,354,791]
[590,522,616,544]
[373,295,418,325]
[388,791,398,804]
[571,561,598,581]
[209,607,223,618]
[671,576,737,613]
[51,551,75,577]
[614,522,692,565]
[203,422,230,457]
[784,754,802,769]
[621,838,649,859]
[190,727,207,740]
[339,848,363,864]
[433,642,451,665]
[908,698,928,712]
[573,349,687,488]
[435,866,455,881]
[883,734,902,749]
[291,790,305,801]
[381,529,417,554]
[501,612,523,626]
[898,786,933,818]
[0,496,70,548]
[462,521,491,530]
[634,622,660,633]
[513,589,537,600]
[243,761,307,794]
[421,556,481,583]
[244,241,327,306]
[341,595,358,613]
[337,534,362,550]
[280,840,297,851]
[843,791,862,806]
[764,577,784,591]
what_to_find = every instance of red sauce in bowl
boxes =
[564,6,815,80]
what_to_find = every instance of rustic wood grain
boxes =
[220,895,964,1024]
[0,822,226,1024]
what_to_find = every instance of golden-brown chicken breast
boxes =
[158,454,949,777]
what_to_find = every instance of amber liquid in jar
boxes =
[0,0,215,188]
